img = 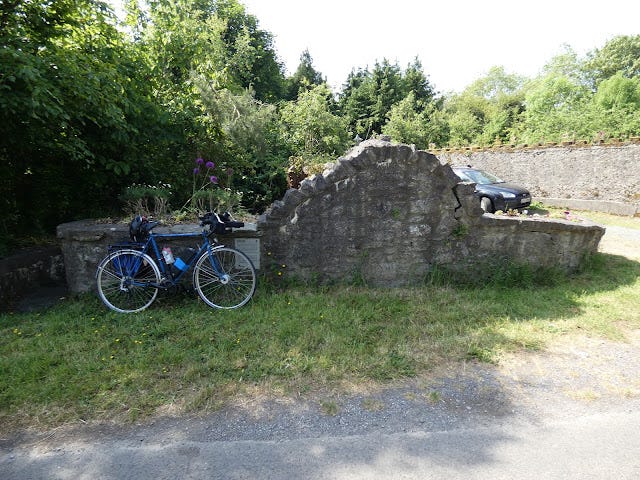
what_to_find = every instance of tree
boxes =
[286,49,325,100]
[211,0,286,101]
[194,80,288,211]
[0,0,151,244]
[519,73,590,143]
[132,0,288,209]
[586,73,640,139]
[585,35,640,86]
[338,58,436,139]
[280,84,349,165]
[382,92,448,148]
[463,66,525,145]
[403,57,436,109]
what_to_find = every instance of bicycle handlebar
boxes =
[199,212,244,234]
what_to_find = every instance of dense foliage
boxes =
[1,0,639,254]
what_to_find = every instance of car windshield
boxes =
[455,169,503,185]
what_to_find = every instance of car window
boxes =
[455,169,503,185]
[454,170,473,182]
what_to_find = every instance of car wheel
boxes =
[480,197,494,213]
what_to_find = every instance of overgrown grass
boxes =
[1,250,639,433]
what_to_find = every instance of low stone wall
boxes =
[56,221,260,294]
[258,140,604,286]
[0,247,66,311]
[468,214,604,271]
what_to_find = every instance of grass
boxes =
[1,209,639,433]
[1,252,639,433]
[575,210,640,230]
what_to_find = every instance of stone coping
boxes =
[56,219,258,241]
[536,198,639,217]
[479,212,606,233]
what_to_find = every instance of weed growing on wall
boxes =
[119,183,172,217]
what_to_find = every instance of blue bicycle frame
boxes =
[143,230,223,285]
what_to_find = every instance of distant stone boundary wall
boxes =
[434,142,640,215]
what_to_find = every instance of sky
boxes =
[239,0,640,93]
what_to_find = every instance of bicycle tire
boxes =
[193,247,256,309]
[96,249,161,313]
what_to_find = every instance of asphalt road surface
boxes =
[2,407,639,480]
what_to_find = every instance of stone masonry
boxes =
[435,142,640,215]
[258,139,605,286]
[56,140,605,292]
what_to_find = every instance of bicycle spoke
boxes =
[96,250,160,313]
[193,247,256,309]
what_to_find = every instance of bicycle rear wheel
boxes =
[193,247,256,309]
[96,249,161,313]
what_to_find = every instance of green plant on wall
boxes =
[190,188,243,214]
[182,158,242,215]
[119,183,172,216]
[451,222,469,239]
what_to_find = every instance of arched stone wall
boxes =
[258,139,605,286]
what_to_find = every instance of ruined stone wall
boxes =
[56,140,606,292]
[435,143,640,210]
[258,140,604,286]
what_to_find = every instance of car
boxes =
[452,166,531,213]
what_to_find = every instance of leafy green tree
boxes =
[286,49,325,100]
[586,73,640,139]
[338,67,375,137]
[441,66,525,147]
[338,58,436,139]
[514,50,591,144]
[585,35,640,85]
[519,73,589,143]
[194,80,288,211]
[132,0,288,210]
[280,84,349,167]
[403,57,436,109]
[444,99,485,146]
[382,92,448,148]
[0,0,151,245]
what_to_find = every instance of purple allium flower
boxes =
[226,168,234,176]
[193,167,200,175]
[210,175,218,184]
[195,157,204,165]
[205,161,215,169]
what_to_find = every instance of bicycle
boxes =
[95,212,257,313]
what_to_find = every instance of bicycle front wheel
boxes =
[96,249,161,313]
[193,247,256,309]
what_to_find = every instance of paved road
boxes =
[2,405,639,479]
